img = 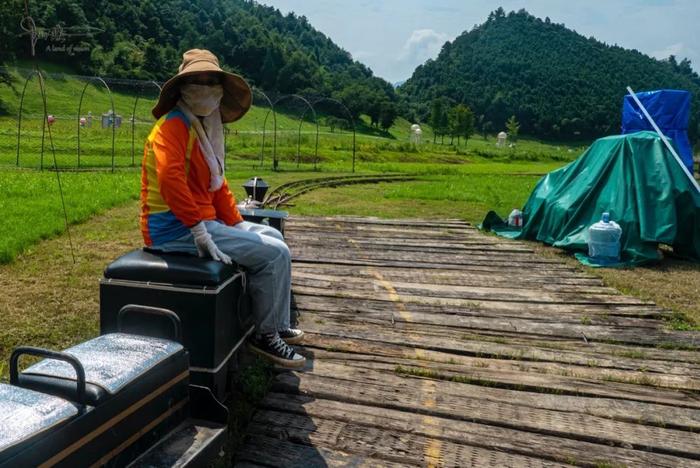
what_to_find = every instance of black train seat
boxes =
[0,320,190,466]
[100,248,254,400]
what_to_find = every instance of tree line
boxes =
[6,3,699,141]
[0,0,398,129]
[400,8,700,142]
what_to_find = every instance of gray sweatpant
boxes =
[154,220,291,334]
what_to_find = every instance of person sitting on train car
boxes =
[140,49,305,369]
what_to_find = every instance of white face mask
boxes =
[180,83,224,117]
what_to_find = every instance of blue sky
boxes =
[259,0,699,83]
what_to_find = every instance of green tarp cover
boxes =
[481,131,700,266]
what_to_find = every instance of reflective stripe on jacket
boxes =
[140,108,243,246]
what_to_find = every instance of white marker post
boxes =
[626,86,700,193]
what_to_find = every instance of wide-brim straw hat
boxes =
[152,49,252,124]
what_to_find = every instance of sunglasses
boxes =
[184,73,222,86]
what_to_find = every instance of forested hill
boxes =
[1,0,396,116]
[399,8,700,141]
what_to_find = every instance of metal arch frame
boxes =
[270,94,318,171]
[254,88,276,169]
[15,69,48,169]
[77,76,116,171]
[294,98,320,170]
[130,80,162,166]
[312,97,357,173]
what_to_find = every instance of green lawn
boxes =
[0,64,586,263]
[0,62,586,172]
[0,161,559,263]
[289,171,546,223]
[0,168,139,263]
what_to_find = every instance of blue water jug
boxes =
[588,212,622,262]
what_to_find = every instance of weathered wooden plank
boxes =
[300,334,700,390]
[294,301,667,335]
[292,288,681,336]
[289,218,474,230]
[290,234,520,247]
[285,357,700,431]
[291,272,650,305]
[289,215,472,224]
[292,234,527,249]
[234,434,409,467]
[286,222,473,237]
[297,305,697,348]
[289,240,538,255]
[295,297,667,337]
[247,410,576,468]
[292,262,606,286]
[260,393,698,468]
[292,283,658,313]
[299,318,700,368]
[302,313,693,364]
[297,355,700,412]
[286,229,487,242]
[305,347,700,401]
[286,223,476,233]
[272,368,700,459]
[287,235,533,252]
[292,248,566,267]
[292,294,669,323]
[286,234,532,248]
[288,216,472,228]
[292,256,588,274]
[292,263,608,295]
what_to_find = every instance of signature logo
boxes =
[19,16,103,56]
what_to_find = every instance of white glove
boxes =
[190,222,232,264]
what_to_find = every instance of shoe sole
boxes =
[247,343,306,369]
[281,331,305,345]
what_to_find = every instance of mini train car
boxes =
[1,245,259,467]
[0,305,228,467]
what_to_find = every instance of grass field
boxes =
[0,168,138,263]
[0,63,586,171]
[0,161,557,263]
[0,63,582,263]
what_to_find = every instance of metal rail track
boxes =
[264,174,415,209]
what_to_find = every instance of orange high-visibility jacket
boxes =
[140,108,243,246]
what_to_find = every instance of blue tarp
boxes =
[621,89,693,173]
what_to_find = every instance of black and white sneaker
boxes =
[279,328,304,345]
[248,332,306,369]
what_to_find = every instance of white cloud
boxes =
[398,29,450,64]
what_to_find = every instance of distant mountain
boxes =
[2,0,396,114]
[399,8,700,141]
[393,79,407,88]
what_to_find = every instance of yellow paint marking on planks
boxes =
[348,235,415,324]
[369,269,415,323]
[338,230,444,464]
[421,380,444,467]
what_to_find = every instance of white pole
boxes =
[626,86,700,193]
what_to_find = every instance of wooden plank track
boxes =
[235,216,700,468]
